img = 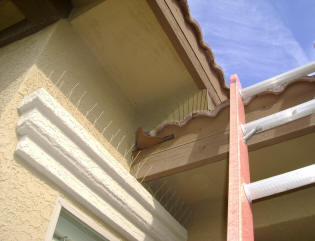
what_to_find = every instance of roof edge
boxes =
[176,0,230,95]
[147,76,315,137]
[148,0,229,102]
[176,0,230,94]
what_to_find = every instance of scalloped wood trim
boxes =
[137,76,315,150]
[176,0,229,95]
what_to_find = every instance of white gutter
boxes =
[242,99,315,137]
[244,164,315,202]
[241,62,315,99]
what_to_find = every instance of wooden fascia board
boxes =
[131,115,315,182]
[131,81,315,181]
[147,0,228,105]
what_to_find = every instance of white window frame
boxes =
[45,197,120,241]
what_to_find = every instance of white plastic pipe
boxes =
[244,164,315,202]
[241,99,315,136]
[241,62,315,99]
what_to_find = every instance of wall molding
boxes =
[15,88,186,241]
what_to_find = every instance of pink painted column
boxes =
[227,75,254,241]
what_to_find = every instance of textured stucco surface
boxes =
[187,198,226,241]
[35,20,138,163]
[170,132,315,241]
[15,88,185,241]
[0,20,138,240]
[0,26,53,119]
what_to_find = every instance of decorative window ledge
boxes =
[15,89,187,241]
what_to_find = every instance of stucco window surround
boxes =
[15,88,186,241]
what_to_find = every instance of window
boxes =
[52,209,108,241]
[46,198,119,241]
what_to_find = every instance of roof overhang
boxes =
[67,0,229,131]
[147,0,229,104]
[1,0,229,130]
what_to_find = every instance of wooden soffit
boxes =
[148,0,229,105]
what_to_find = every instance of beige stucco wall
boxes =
[250,132,315,237]
[187,187,315,241]
[36,21,138,162]
[185,132,315,241]
[0,20,137,240]
[187,198,226,241]
[0,26,53,119]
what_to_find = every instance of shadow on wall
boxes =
[29,65,136,167]
[33,21,138,165]
[255,214,315,241]
[0,26,55,118]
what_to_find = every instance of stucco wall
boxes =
[0,26,53,119]
[36,20,137,163]
[187,198,226,241]
[250,132,315,240]
[0,20,136,240]
[0,69,125,241]
[185,133,315,241]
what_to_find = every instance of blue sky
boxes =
[187,0,315,87]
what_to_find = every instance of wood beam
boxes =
[12,0,72,22]
[0,20,37,47]
[131,81,315,182]
[227,74,253,241]
[0,0,72,47]
[131,115,315,182]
